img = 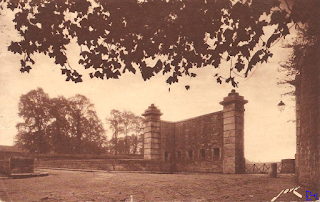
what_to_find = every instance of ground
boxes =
[0,169,317,201]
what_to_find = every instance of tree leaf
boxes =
[245,49,264,77]
[266,32,281,48]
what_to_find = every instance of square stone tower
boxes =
[220,89,248,174]
[142,104,162,160]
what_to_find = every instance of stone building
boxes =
[142,90,248,173]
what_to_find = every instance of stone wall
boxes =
[142,90,247,174]
[159,121,175,162]
[35,158,170,172]
[281,159,295,174]
[159,112,224,172]
[0,151,31,175]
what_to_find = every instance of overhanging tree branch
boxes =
[1,0,319,86]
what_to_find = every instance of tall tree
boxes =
[15,88,51,153]
[277,0,319,94]
[2,0,318,86]
[68,94,106,153]
[106,110,144,155]
[106,109,123,155]
[47,96,72,153]
[15,89,106,154]
[131,116,144,155]
[121,111,136,154]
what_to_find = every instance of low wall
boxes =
[35,158,223,173]
[35,153,143,160]
[35,158,170,172]
[0,154,34,175]
[281,159,295,174]
[175,161,222,173]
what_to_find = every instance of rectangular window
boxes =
[165,151,169,162]
[213,148,220,160]
[177,151,181,159]
[200,149,205,159]
[188,150,193,160]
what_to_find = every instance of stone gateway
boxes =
[142,90,248,174]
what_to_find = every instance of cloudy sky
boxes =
[0,6,297,162]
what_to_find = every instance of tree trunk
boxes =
[76,114,82,153]
[114,131,118,155]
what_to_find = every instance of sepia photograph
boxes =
[0,0,319,201]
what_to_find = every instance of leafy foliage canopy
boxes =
[15,88,106,154]
[1,0,319,86]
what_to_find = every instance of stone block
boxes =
[144,132,161,140]
[235,117,244,124]
[223,123,243,131]
[144,148,151,154]
[224,147,235,157]
[150,143,161,149]
[144,126,160,133]
[224,123,236,130]
[235,145,244,154]
[224,117,236,125]
[144,150,152,159]
[144,137,161,144]
[144,153,161,160]
[236,138,244,146]
[223,111,244,118]
[236,129,244,136]
[144,149,160,156]
[223,103,237,111]
[224,137,236,144]
[150,154,161,160]
[144,138,151,144]
[223,130,236,137]
[223,106,245,113]
[223,157,235,164]
[222,164,236,174]
[235,123,244,130]
[143,144,161,150]
[235,149,244,158]
[224,143,235,150]
[145,121,161,128]
[144,132,151,139]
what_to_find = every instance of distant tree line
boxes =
[15,88,145,155]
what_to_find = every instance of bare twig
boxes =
[284,0,292,12]
[62,50,74,70]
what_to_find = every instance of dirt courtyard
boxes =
[0,169,316,201]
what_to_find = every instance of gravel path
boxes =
[0,169,316,201]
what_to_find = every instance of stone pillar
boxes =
[142,104,162,160]
[269,163,277,178]
[220,89,248,174]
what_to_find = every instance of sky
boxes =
[0,6,297,162]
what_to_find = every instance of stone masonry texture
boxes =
[142,90,247,173]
